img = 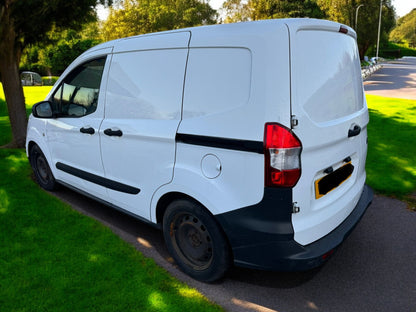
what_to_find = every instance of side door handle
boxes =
[80,127,95,135]
[104,128,123,137]
[348,125,361,138]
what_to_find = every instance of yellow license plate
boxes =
[315,163,354,199]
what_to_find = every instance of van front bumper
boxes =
[216,185,373,271]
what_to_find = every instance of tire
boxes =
[163,199,232,282]
[29,145,57,191]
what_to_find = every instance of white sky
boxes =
[208,0,223,10]
[392,0,415,17]
[97,0,416,20]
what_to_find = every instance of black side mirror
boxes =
[32,101,53,118]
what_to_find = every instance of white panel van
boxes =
[26,19,373,282]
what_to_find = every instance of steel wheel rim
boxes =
[35,154,50,184]
[171,213,213,270]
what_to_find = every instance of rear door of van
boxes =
[287,20,369,245]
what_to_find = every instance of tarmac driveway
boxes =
[364,56,416,100]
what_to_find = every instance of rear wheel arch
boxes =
[156,192,202,225]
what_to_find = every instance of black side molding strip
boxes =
[176,133,264,154]
[56,162,140,195]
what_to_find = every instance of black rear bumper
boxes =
[216,185,373,271]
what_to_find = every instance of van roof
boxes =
[84,18,354,56]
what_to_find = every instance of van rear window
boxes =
[293,30,363,123]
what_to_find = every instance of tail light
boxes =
[264,123,302,187]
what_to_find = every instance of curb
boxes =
[361,64,382,80]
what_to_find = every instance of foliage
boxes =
[42,76,60,86]
[221,0,251,23]
[0,0,112,148]
[249,0,325,20]
[389,9,416,48]
[20,25,102,76]
[372,42,416,58]
[0,1,103,49]
[365,95,416,198]
[221,0,325,23]
[220,0,396,59]
[317,0,396,59]
[102,0,217,40]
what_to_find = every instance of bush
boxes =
[42,76,59,86]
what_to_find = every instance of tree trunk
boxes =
[0,4,28,148]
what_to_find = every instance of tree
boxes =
[221,0,251,23]
[317,0,396,59]
[221,0,325,23]
[389,9,416,47]
[0,0,111,148]
[102,0,217,41]
[248,0,325,20]
[21,24,102,76]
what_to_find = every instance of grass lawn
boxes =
[365,94,416,203]
[0,85,222,311]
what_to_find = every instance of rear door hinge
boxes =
[291,115,298,128]
[292,202,300,213]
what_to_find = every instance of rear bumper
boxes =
[216,185,373,271]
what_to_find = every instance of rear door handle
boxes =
[104,128,123,137]
[348,125,361,138]
[80,127,95,135]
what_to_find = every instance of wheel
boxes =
[163,199,232,282]
[29,145,57,191]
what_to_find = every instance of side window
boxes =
[51,57,106,117]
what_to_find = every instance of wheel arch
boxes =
[156,192,203,225]
[155,191,234,255]
[27,140,38,156]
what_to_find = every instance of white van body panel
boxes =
[287,20,369,245]
[100,33,190,219]
[179,21,292,140]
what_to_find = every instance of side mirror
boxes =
[32,101,53,118]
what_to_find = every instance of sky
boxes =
[98,0,416,20]
[392,0,415,17]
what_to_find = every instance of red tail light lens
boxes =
[264,123,302,187]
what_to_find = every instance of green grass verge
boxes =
[0,149,222,311]
[366,95,416,199]
[0,84,222,311]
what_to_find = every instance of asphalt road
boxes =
[364,56,416,100]
[53,58,416,312]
